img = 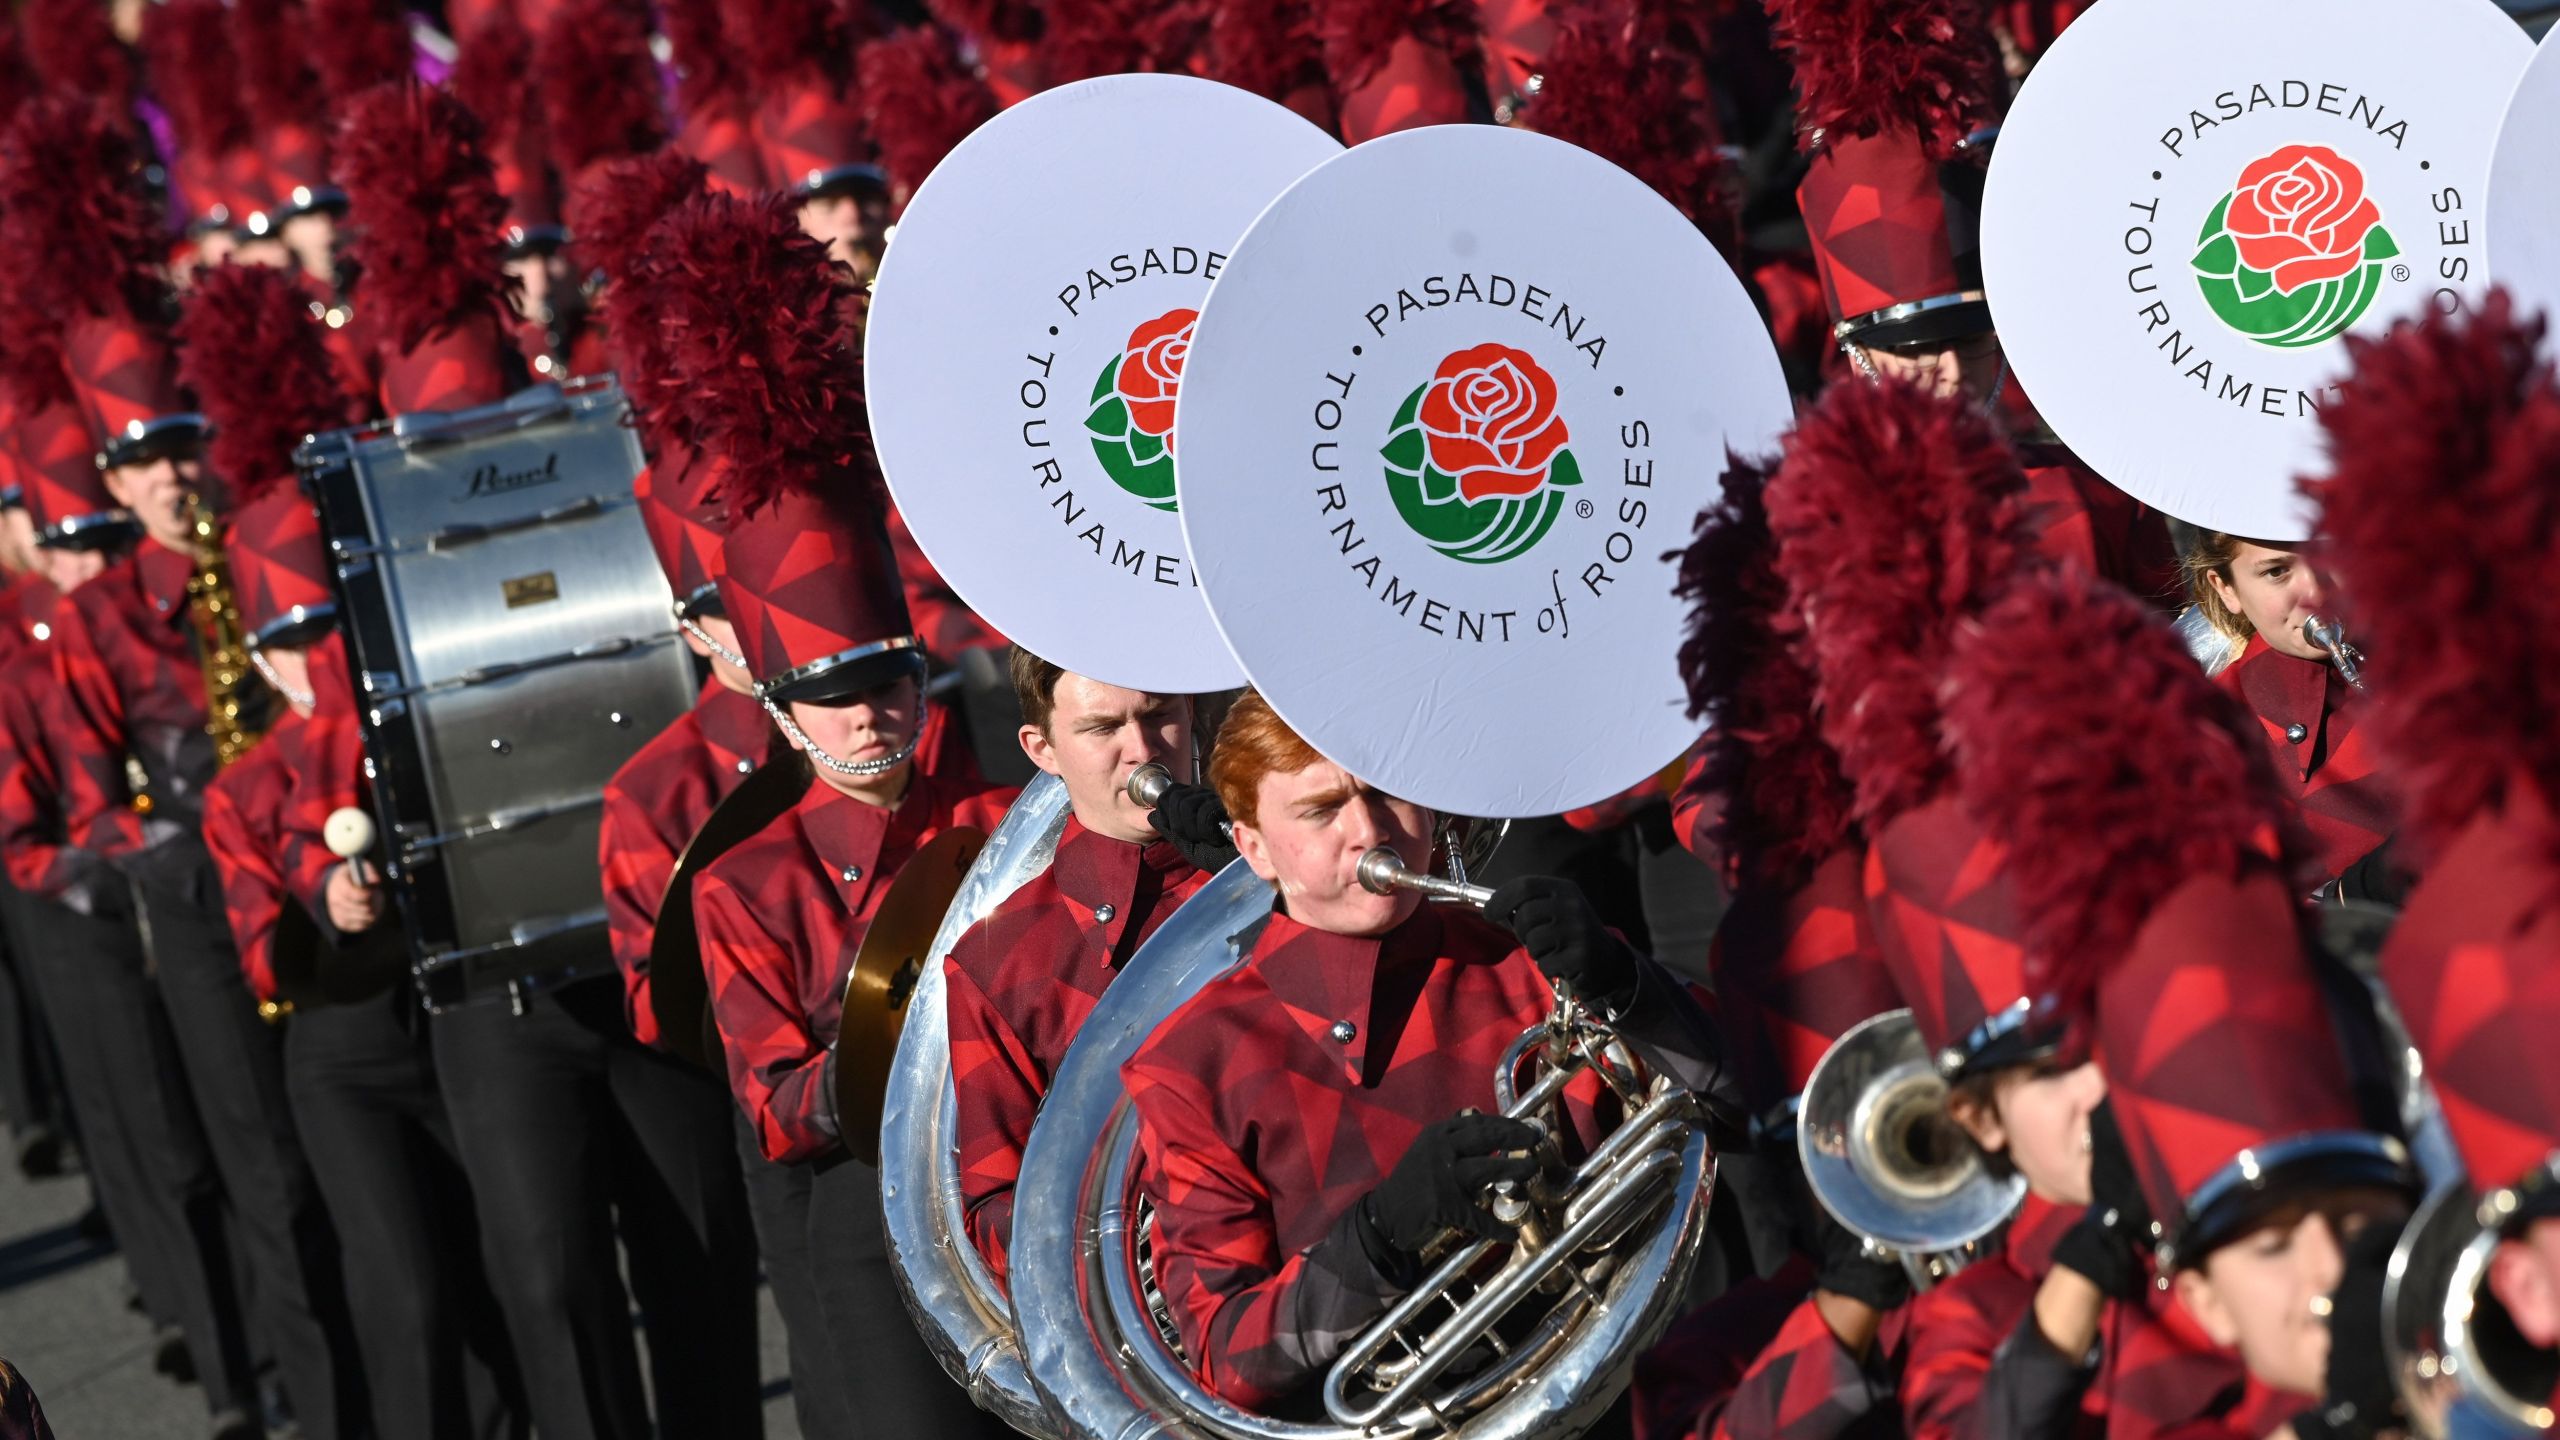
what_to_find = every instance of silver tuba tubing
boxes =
[1797,1010,2025,1281]
[878,772,1076,1439]
[1012,848,1716,1440]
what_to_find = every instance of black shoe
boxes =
[155,1326,197,1385]
[75,1204,111,1243]
[14,1126,63,1178]
[207,1405,261,1440]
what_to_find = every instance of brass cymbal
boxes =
[835,825,986,1167]
[650,750,811,1070]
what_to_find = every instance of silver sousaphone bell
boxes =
[2386,1164,2560,1439]
[1798,1010,2027,1286]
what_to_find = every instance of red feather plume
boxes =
[1035,0,1155,83]
[1525,4,1734,249]
[856,26,994,193]
[566,147,707,290]
[0,95,167,327]
[1201,0,1323,108]
[306,0,413,105]
[647,190,864,518]
[1942,569,2295,1026]
[143,0,253,168]
[1767,0,1998,157]
[334,79,510,352]
[537,0,668,180]
[0,18,41,131]
[922,0,1044,44]
[177,264,353,506]
[2305,290,2560,860]
[660,0,746,118]
[1675,450,1857,894]
[1318,0,1481,92]
[450,9,535,145]
[233,0,327,136]
[719,0,860,95]
[1762,375,2035,832]
[22,0,131,112]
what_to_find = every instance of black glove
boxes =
[2290,1215,2407,1440]
[1485,875,1637,1004]
[1805,1194,1912,1312]
[813,1045,842,1140]
[1360,1112,1547,1257]
[2053,1101,2153,1298]
[1148,782,1239,875]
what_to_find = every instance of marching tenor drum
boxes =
[296,377,698,1010]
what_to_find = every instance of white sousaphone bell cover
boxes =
[1982,0,2531,542]
[864,74,1341,695]
[2486,30,2560,340]
[1174,125,1794,821]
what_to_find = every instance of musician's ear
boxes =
[1232,818,1277,884]
[1019,721,1061,778]
[2171,1266,2237,1348]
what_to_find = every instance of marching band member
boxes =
[661,187,1016,1435]
[18,93,362,1440]
[2314,293,2560,1421]
[728,0,892,279]
[0,474,67,1181]
[1770,0,2174,603]
[186,262,524,1440]
[313,80,763,1440]
[2181,532,2399,892]
[1122,689,1734,1413]
[945,650,1217,1286]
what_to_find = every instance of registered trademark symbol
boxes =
[1574,499,1594,520]
[2390,264,2411,283]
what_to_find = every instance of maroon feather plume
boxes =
[0,95,167,326]
[334,79,509,352]
[566,147,707,290]
[922,0,1044,45]
[660,0,747,118]
[1768,0,1998,157]
[1762,375,2035,832]
[1525,4,1734,249]
[2306,290,2560,861]
[647,190,864,518]
[0,18,41,129]
[1318,0,1481,91]
[232,0,326,135]
[857,27,994,192]
[1943,569,2295,1026]
[22,0,131,113]
[177,264,352,505]
[450,10,535,144]
[719,0,860,95]
[306,0,413,105]
[1675,450,1857,894]
[142,0,252,168]
[1035,0,1154,83]
[1202,0,1323,108]
[537,0,668,180]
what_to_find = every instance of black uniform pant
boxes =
[288,989,524,1440]
[430,975,762,1440]
[141,875,363,1437]
[737,1122,855,1440]
[0,897,65,1149]
[7,884,258,1416]
[807,1151,1010,1440]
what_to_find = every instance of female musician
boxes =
[2182,532,2398,888]
[1121,690,1733,1412]
[943,649,1214,1287]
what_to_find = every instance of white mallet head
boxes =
[324,807,376,861]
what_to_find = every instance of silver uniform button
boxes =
[736,759,754,774]
[1329,1020,1357,1044]
[2285,723,2309,745]
[1093,903,1116,924]
[840,865,862,884]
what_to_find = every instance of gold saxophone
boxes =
[186,492,267,771]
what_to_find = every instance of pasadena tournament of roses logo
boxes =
[1085,307,1196,511]
[1380,343,1583,563]
[2191,144,2399,348]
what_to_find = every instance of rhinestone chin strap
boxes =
[249,647,317,712]
[679,613,749,671]
[763,699,921,778]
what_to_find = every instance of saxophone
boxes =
[186,492,267,770]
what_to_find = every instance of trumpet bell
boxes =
[1799,1010,2025,1256]
[2387,1180,2560,1439]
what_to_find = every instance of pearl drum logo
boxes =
[1380,343,1582,564]
[2191,144,2400,348]
[1084,307,1196,512]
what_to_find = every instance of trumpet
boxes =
[2304,614,2368,690]
[1797,1011,2026,1288]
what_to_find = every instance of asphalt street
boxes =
[0,1143,806,1438]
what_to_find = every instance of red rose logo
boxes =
[1417,342,1571,504]
[1114,307,1197,446]
[2224,144,2384,296]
